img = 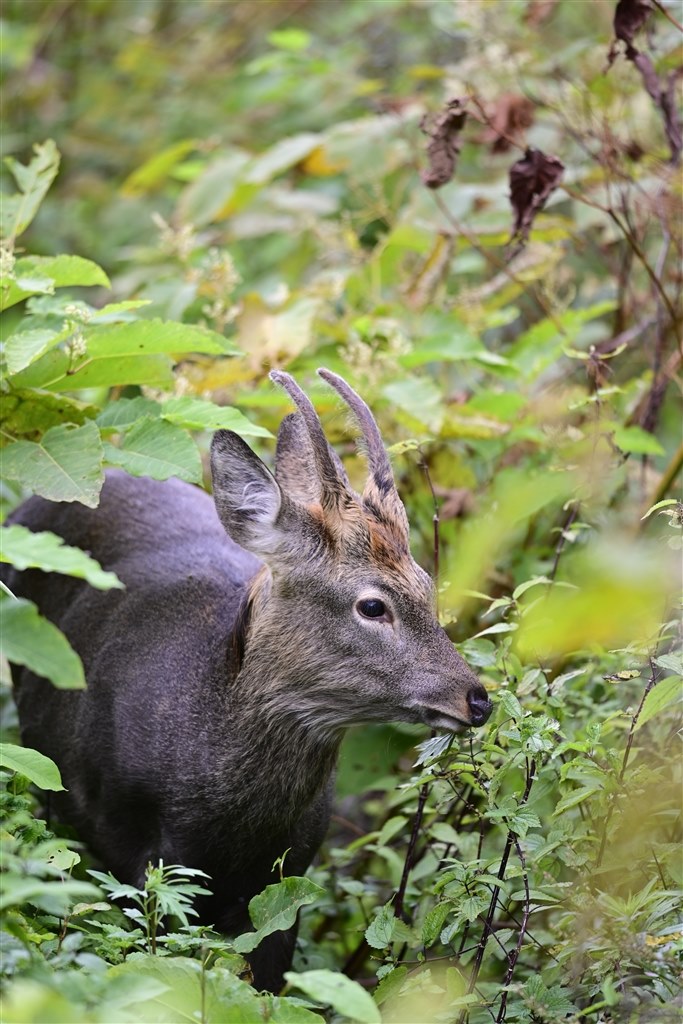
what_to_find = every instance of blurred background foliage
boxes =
[1,1,682,1022]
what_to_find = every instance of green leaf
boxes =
[613,425,665,456]
[9,347,175,391]
[498,690,524,720]
[86,318,239,358]
[383,376,444,432]
[246,133,321,185]
[1,271,55,312]
[1,597,85,689]
[122,139,198,196]
[509,808,541,837]
[365,903,396,949]
[0,524,122,590]
[284,970,381,1024]
[512,576,552,600]
[0,742,65,790]
[233,877,325,954]
[4,326,67,374]
[654,652,683,675]
[641,498,679,520]
[1,388,95,437]
[160,397,273,437]
[636,676,683,730]
[96,396,163,430]
[103,418,202,483]
[0,139,60,240]
[267,28,312,51]
[1,420,104,507]
[459,894,490,923]
[421,901,452,947]
[373,965,408,1007]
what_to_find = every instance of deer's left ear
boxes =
[211,430,282,557]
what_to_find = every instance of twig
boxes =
[652,0,683,33]
[456,759,537,1024]
[495,839,531,1023]
[595,658,658,869]
[564,185,681,337]
[548,501,580,581]
[645,440,683,513]
[394,782,431,921]
[430,192,565,331]
[418,448,441,610]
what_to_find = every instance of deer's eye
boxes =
[356,598,387,619]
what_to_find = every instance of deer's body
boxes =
[5,370,490,991]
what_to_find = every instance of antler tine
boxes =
[269,370,343,502]
[317,368,395,495]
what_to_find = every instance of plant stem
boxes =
[456,760,536,1024]
[394,781,430,921]
[495,839,531,1023]
[595,659,658,869]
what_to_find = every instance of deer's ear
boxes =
[275,413,350,505]
[211,431,281,556]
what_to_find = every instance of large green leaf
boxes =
[0,524,122,590]
[8,348,174,390]
[4,328,64,374]
[86,318,239,357]
[103,417,202,483]
[1,597,85,689]
[1,254,110,311]
[0,139,60,240]
[1,420,104,507]
[160,397,272,437]
[0,742,65,791]
[1,388,95,438]
[245,132,321,185]
[284,970,381,1024]
[635,676,683,731]
[97,396,163,431]
[122,139,198,196]
[613,425,665,457]
[234,877,325,954]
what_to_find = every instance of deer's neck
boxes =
[203,568,342,838]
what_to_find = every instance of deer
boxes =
[4,368,491,991]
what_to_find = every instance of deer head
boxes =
[210,369,491,739]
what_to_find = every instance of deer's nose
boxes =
[467,687,493,726]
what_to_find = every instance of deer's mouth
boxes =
[420,707,470,732]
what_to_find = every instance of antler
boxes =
[317,368,395,497]
[270,371,345,512]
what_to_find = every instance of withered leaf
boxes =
[524,0,559,26]
[611,0,653,52]
[508,147,564,249]
[607,0,681,164]
[421,98,467,190]
[484,93,535,154]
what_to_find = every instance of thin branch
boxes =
[548,501,580,581]
[394,781,431,921]
[456,759,537,1024]
[652,0,683,34]
[430,192,565,330]
[495,839,531,1023]
[595,658,658,869]
[644,440,683,515]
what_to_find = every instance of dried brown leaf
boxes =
[421,98,467,190]
[607,0,682,163]
[612,0,653,50]
[484,94,535,154]
[524,0,559,27]
[508,147,564,252]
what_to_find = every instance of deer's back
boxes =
[4,471,263,878]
